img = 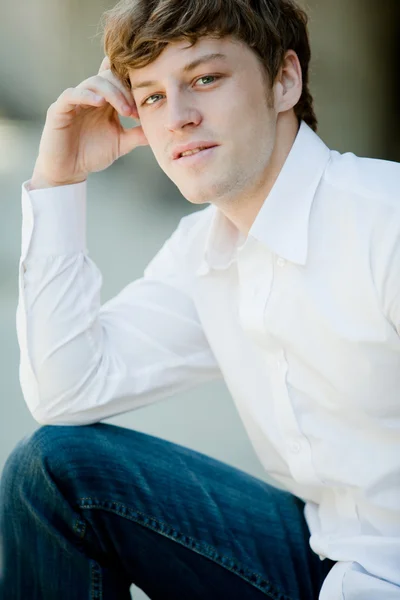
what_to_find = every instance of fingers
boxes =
[79,71,139,119]
[119,124,150,157]
[49,87,109,115]
[77,73,134,111]
[98,56,140,120]
[97,70,140,120]
[49,60,140,121]
[98,56,111,74]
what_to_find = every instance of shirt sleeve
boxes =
[388,277,400,335]
[319,560,400,599]
[373,206,400,334]
[17,180,221,426]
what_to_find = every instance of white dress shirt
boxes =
[17,121,400,599]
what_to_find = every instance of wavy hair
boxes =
[101,0,317,131]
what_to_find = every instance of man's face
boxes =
[129,36,278,206]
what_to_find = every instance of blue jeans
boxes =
[0,423,335,599]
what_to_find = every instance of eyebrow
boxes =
[131,53,228,91]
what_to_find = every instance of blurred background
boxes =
[1,1,399,598]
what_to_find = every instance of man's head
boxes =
[102,0,315,211]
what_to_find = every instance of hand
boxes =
[30,56,149,189]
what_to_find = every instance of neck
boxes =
[220,112,300,235]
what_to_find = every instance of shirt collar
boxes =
[197,121,331,276]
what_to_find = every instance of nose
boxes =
[164,92,202,132]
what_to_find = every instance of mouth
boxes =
[174,145,219,166]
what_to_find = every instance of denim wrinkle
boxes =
[76,496,292,600]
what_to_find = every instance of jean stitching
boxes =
[72,516,86,539]
[77,497,293,600]
[90,560,103,599]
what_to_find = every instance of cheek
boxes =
[140,119,154,143]
[145,135,171,174]
[140,122,164,157]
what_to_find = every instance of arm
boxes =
[381,224,400,337]
[17,180,220,425]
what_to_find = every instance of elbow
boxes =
[29,404,99,427]
[21,358,105,427]
[30,406,77,426]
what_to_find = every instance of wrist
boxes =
[29,174,87,191]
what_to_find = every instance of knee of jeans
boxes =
[0,425,78,503]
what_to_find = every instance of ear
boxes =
[274,50,303,114]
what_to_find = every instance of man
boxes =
[1,0,399,598]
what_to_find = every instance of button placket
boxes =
[267,351,320,485]
[237,246,273,340]
[289,440,302,454]
[276,256,286,268]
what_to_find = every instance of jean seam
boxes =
[72,517,103,599]
[76,496,293,600]
[90,560,102,600]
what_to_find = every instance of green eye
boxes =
[142,75,219,106]
[144,94,163,105]
[197,75,217,85]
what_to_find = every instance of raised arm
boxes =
[16,57,220,425]
[17,183,220,425]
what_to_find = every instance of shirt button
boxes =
[289,441,301,453]
[277,257,286,267]
[197,263,210,276]
[276,357,286,370]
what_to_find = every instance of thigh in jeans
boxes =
[0,423,335,599]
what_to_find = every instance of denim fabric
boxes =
[0,423,335,599]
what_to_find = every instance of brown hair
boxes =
[101,0,317,131]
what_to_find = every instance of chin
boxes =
[177,183,214,206]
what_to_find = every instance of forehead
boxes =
[128,36,243,85]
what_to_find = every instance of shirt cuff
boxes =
[21,179,88,260]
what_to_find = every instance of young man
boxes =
[1,0,399,598]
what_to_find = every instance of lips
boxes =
[172,142,218,160]
[179,146,211,158]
